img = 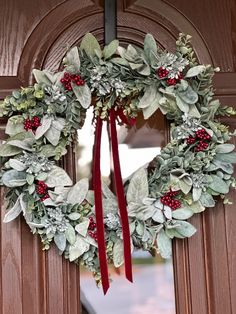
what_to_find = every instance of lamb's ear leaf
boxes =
[157,230,172,259]
[103,39,119,60]
[3,195,23,223]
[80,33,101,57]
[33,69,53,85]
[127,168,149,203]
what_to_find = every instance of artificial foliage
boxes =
[1,33,236,293]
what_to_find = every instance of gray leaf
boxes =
[208,175,229,194]
[9,159,26,171]
[3,194,23,223]
[199,192,215,207]
[63,47,80,72]
[2,170,27,187]
[215,152,236,163]
[75,219,90,237]
[44,117,66,146]
[0,143,22,157]
[69,235,90,261]
[113,239,124,268]
[71,83,91,109]
[103,39,119,60]
[35,116,52,140]
[215,144,235,154]
[157,230,172,259]
[127,168,149,203]
[152,208,165,223]
[67,178,89,205]
[54,233,67,252]
[172,208,194,220]
[45,166,72,187]
[65,224,76,245]
[185,65,206,77]
[80,33,101,57]
[192,187,202,201]
[175,220,197,237]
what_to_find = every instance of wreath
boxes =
[1,33,236,294]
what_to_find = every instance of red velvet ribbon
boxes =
[93,117,110,294]
[109,108,133,283]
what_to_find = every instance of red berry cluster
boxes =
[88,217,97,241]
[186,128,211,152]
[156,67,183,86]
[60,72,85,91]
[36,181,49,201]
[161,189,181,210]
[24,116,41,131]
[156,67,169,78]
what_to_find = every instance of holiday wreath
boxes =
[1,33,236,294]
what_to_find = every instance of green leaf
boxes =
[68,213,81,221]
[152,208,165,223]
[26,174,34,185]
[215,152,236,163]
[199,192,215,207]
[75,219,90,237]
[44,117,66,146]
[157,230,172,259]
[69,235,90,261]
[111,57,129,66]
[33,69,53,85]
[71,83,91,109]
[0,143,22,157]
[138,84,158,109]
[176,96,189,113]
[185,65,206,77]
[208,175,229,194]
[2,170,27,187]
[179,178,192,194]
[54,233,66,252]
[175,221,197,237]
[45,166,72,187]
[127,168,149,203]
[188,201,205,213]
[143,97,160,119]
[144,33,157,63]
[3,194,23,223]
[9,159,26,171]
[8,139,34,151]
[103,39,119,60]
[178,85,198,104]
[113,239,124,268]
[67,178,89,205]
[65,224,76,245]
[5,116,24,135]
[80,33,101,57]
[192,187,202,201]
[35,172,48,181]
[172,208,194,220]
[35,116,52,140]
[63,47,80,72]
[212,159,234,174]
[215,144,235,154]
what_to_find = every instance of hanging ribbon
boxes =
[93,116,110,294]
[93,109,133,294]
[109,108,133,283]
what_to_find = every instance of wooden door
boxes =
[1,0,236,313]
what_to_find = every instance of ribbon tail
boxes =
[109,109,133,283]
[93,117,110,294]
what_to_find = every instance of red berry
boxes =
[166,78,177,86]
[156,67,169,79]
[186,136,196,145]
